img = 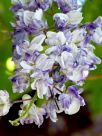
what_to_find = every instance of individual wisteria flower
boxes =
[45,31,66,46]
[45,99,61,122]
[53,10,83,30]
[91,27,102,44]
[12,33,45,64]
[59,86,85,115]
[83,17,102,45]
[14,34,46,61]
[19,94,46,127]
[0,90,11,116]
[1,0,101,127]
[10,72,30,93]
[12,8,48,34]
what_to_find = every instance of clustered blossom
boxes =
[0,0,102,127]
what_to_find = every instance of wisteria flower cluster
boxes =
[0,0,102,127]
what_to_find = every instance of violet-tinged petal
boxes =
[92,27,102,45]
[20,61,33,70]
[94,16,102,27]
[35,0,52,11]
[10,73,30,93]
[45,31,66,46]
[56,0,80,13]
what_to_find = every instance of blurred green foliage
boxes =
[0,0,102,115]
[0,0,17,100]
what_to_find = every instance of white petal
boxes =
[31,34,46,46]
[46,31,66,46]
[50,110,58,122]
[65,98,80,115]
[46,31,56,38]
[61,51,73,69]
[82,70,89,78]
[57,31,66,45]
[33,8,43,21]
[31,79,48,99]
[36,80,48,99]
[67,10,83,25]
[22,94,31,105]
[45,46,57,54]
[31,79,37,90]
[0,90,10,116]
[42,59,54,71]
[20,61,33,70]
[53,13,68,21]
[68,66,89,83]
[31,71,43,78]
[30,34,46,51]
[71,29,86,44]
[36,54,47,65]
[16,45,22,55]
[2,104,10,116]
[23,11,34,26]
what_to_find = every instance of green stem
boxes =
[9,93,37,126]
[13,98,32,104]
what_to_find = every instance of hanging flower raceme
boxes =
[0,0,102,127]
